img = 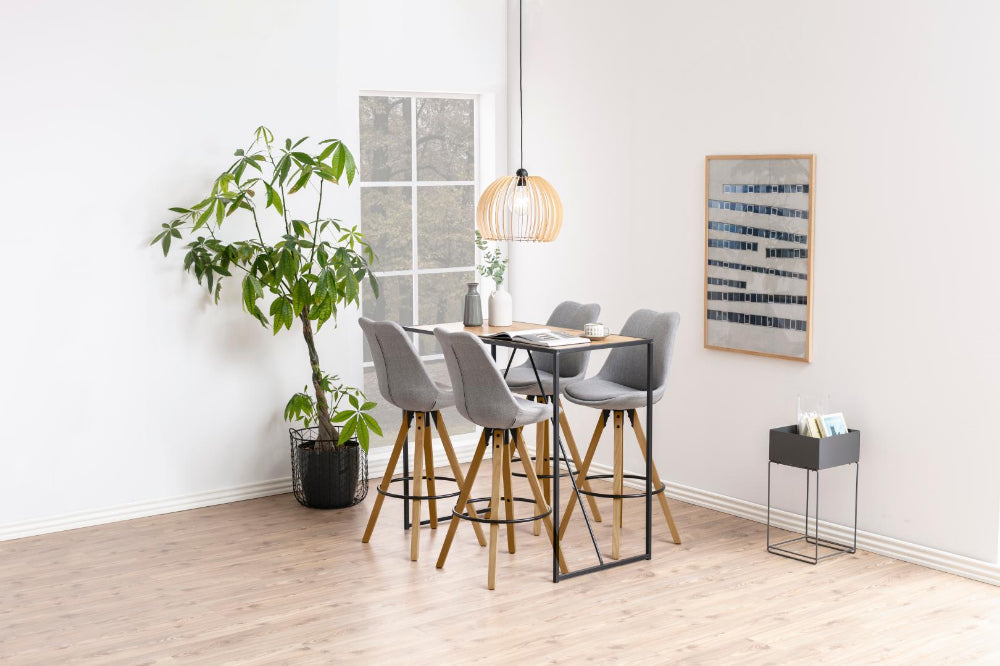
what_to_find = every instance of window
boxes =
[358,94,479,444]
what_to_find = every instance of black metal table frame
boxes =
[766,461,859,564]
[405,324,654,583]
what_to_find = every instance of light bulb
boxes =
[508,185,530,215]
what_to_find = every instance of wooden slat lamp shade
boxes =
[476,172,563,243]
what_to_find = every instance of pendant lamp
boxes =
[476,0,563,243]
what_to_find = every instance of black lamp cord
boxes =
[519,0,524,172]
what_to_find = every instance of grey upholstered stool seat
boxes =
[358,317,486,561]
[434,327,566,590]
[563,378,663,410]
[359,318,455,412]
[560,309,683,560]
[504,300,600,397]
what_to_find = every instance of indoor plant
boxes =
[475,230,511,326]
[152,126,381,508]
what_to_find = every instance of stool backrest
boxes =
[358,317,439,412]
[597,309,680,396]
[435,328,520,428]
[533,300,601,379]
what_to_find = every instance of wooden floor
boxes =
[2,467,999,665]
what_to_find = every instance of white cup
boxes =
[584,322,609,337]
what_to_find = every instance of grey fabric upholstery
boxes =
[563,310,680,410]
[505,300,601,397]
[435,328,553,430]
[358,318,454,412]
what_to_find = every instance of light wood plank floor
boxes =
[2,466,998,665]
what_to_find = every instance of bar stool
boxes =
[433,327,567,590]
[503,300,604,532]
[358,318,486,561]
[561,309,682,559]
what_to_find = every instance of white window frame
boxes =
[359,91,481,368]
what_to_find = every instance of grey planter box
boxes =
[769,425,860,471]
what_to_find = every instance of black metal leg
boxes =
[552,353,561,582]
[645,340,653,560]
[814,470,820,564]
[853,462,860,552]
[804,469,810,538]
[766,462,772,549]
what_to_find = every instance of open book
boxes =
[483,328,589,347]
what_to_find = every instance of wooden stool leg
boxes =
[423,416,438,529]
[488,429,503,590]
[559,411,607,541]
[362,413,410,543]
[502,432,516,554]
[612,410,624,560]
[515,429,569,573]
[630,410,681,544]
[437,430,489,568]
[409,412,426,561]
[432,413,486,547]
[533,397,545,536]
[558,407,603,522]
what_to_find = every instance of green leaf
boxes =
[168,207,191,214]
[317,139,340,161]
[278,250,298,284]
[344,148,357,185]
[367,273,380,299]
[331,410,352,423]
[194,205,213,231]
[338,417,357,445]
[329,144,346,180]
[270,297,293,334]
[356,424,369,453]
[291,278,311,316]
[361,413,383,437]
[342,269,359,303]
[288,168,311,194]
[161,233,171,256]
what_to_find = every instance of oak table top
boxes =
[404,320,648,352]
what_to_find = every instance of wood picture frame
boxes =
[704,154,815,362]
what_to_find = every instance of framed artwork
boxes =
[704,154,815,362]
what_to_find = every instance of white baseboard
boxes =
[0,432,483,543]
[586,460,1000,587]
[6,437,998,589]
[0,477,293,542]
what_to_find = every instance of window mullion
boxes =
[410,96,419,344]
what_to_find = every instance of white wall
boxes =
[508,0,1000,563]
[0,0,506,530]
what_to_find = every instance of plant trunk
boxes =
[300,309,338,448]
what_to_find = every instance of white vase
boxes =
[488,284,513,326]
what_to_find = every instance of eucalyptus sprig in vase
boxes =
[475,231,511,326]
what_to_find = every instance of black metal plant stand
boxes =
[766,425,860,564]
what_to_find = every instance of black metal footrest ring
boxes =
[509,455,575,480]
[452,496,552,525]
[576,473,667,499]
[377,475,461,501]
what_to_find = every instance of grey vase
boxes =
[463,282,483,326]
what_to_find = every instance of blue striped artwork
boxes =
[705,155,814,360]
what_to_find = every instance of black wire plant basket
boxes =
[289,427,369,509]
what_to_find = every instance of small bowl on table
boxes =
[583,322,610,341]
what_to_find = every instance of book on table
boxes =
[483,328,589,347]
